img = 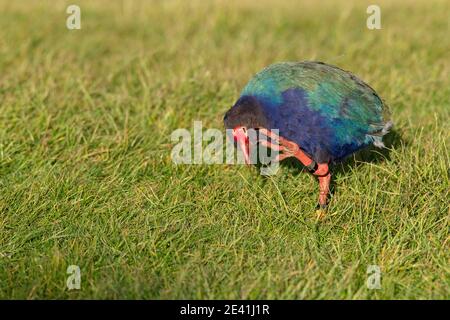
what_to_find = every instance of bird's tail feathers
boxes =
[382,120,393,135]
[370,120,393,148]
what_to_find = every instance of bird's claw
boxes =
[315,203,328,220]
[257,128,300,161]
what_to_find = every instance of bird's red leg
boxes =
[316,168,331,209]
[259,129,314,167]
[259,129,332,212]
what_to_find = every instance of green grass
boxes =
[0,0,449,299]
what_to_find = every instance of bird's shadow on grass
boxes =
[265,129,405,193]
[333,129,405,174]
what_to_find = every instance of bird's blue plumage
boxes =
[234,61,392,163]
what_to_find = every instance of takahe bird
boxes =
[224,61,392,211]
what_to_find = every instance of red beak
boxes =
[233,127,250,164]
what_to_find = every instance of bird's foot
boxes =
[315,172,331,220]
[315,203,328,220]
[257,128,316,167]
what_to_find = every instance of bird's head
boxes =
[224,96,269,164]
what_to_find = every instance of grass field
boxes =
[0,0,448,299]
